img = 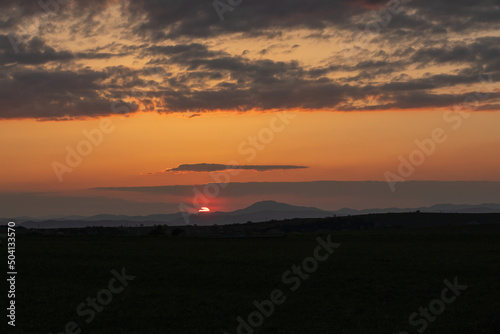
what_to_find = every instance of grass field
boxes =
[6,224,500,333]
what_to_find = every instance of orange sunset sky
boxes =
[0,0,499,217]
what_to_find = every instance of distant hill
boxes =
[229,200,325,214]
[8,201,500,229]
[15,200,331,228]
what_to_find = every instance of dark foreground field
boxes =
[5,224,500,333]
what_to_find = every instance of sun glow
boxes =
[198,207,210,212]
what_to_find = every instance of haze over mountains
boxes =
[13,201,500,229]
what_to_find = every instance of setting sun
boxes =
[198,207,211,212]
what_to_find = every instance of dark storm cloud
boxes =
[2,0,499,41]
[152,81,350,113]
[147,42,496,113]
[0,34,129,66]
[0,67,139,119]
[411,37,500,67]
[131,0,500,39]
[0,0,498,119]
[131,0,375,39]
[125,0,500,43]
[147,163,309,174]
[145,43,353,111]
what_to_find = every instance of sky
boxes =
[1,0,499,217]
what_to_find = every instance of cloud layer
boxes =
[0,0,498,119]
[144,163,309,174]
